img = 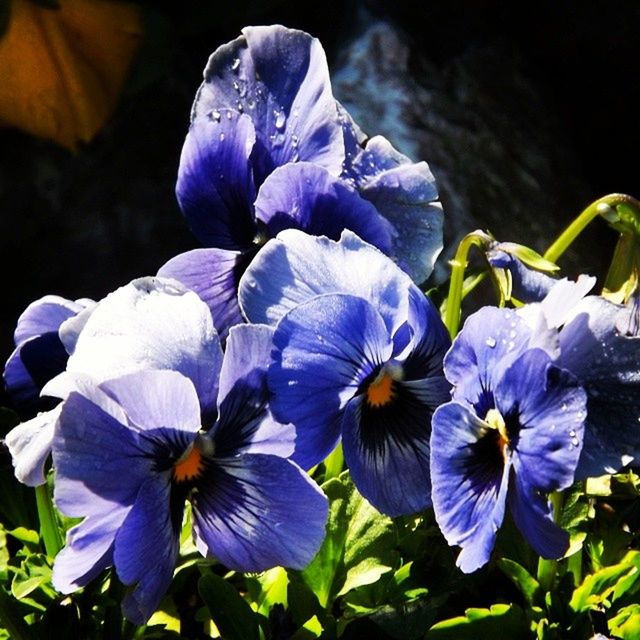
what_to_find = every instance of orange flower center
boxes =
[173,445,204,483]
[366,372,396,408]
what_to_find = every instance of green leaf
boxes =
[299,471,396,608]
[499,242,560,272]
[197,572,260,640]
[246,566,288,616]
[425,604,531,639]
[11,553,55,602]
[570,552,640,612]
[7,528,39,547]
[609,604,640,639]
[498,558,543,607]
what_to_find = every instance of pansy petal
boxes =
[444,307,531,410]
[193,25,345,182]
[58,303,96,355]
[98,370,202,439]
[214,324,294,458]
[192,454,327,571]
[270,293,393,469]
[342,390,432,516]
[508,473,568,559]
[486,249,557,303]
[53,506,128,593]
[431,401,510,573]
[255,162,393,254]
[495,349,586,492]
[158,247,249,340]
[176,110,257,249]
[115,476,180,625]
[346,136,442,283]
[66,277,223,416]
[239,229,415,333]
[539,275,596,329]
[13,295,85,345]
[558,296,640,477]
[5,405,61,486]
[53,388,156,516]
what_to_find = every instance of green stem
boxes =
[0,586,32,640]
[544,193,640,263]
[567,548,583,586]
[35,484,63,558]
[323,443,344,481]
[444,232,492,339]
[536,491,564,591]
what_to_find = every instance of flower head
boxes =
[159,25,442,338]
[52,324,327,625]
[431,307,587,572]
[240,229,451,516]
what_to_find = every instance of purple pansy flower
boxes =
[431,307,587,573]
[239,229,451,516]
[52,324,327,625]
[5,277,222,486]
[160,25,442,338]
[3,295,94,413]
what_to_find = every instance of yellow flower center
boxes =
[366,369,398,408]
[485,408,509,455]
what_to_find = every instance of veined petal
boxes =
[52,387,156,517]
[193,25,345,182]
[342,390,432,516]
[508,472,568,559]
[66,277,223,416]
[430,401,511,573]
[53,506,128,593]
[495,349,586,493]
[255,162,393,254]
[239,229,415,334]
[213,324,294,458]
[269,293,393,469]
[98,370,202,440]
[114,477,180,625]
[559,296,640,478]
[444,307,531,411]
[5,405,61,486]
[158,247,250,340]
[192,454,327,571]
[346,136,442,283]
[176,110,257,249]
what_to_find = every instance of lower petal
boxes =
[192,454,327,572]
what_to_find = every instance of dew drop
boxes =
[485,337,496,348]
[572,437,580,446]
[274,110,286,130]
[219,133,225,142]
[211,110,221,122]
[569,429,576,437]
[226,111,233,120]
[236,101,244,112]
[232,80,240,93]
[231,57,240,72]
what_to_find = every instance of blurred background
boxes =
[0,0,638,411]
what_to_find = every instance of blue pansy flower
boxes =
[431,307,587,573]
[3,295,94,413]
[52,324,327,625]
[5,277,222,486]
[239,229,451,516]
[159,25,442,338]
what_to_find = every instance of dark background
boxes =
[1,0,638,410]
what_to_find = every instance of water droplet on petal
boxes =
[231,57,240,72]
[485,337,496,348]
[219,133,225,141]
[211,110,221,122]
[274,110,286,130]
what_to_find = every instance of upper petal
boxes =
[192,25,345,182]
[255,162,393,254]
[66,277,223,416]
[176,110,257,249]
[239,229,416,334]
[345,136,443,284]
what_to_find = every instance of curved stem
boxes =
[444,232,492,338]
[35,483,62,558]
[544,193,640,263]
